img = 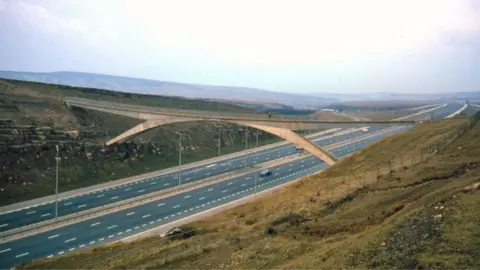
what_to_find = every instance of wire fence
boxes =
[322,119,474,200]
[28,117,477,266]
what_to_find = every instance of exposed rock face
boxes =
[0,119,273,204]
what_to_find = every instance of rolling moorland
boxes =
[0,79,292,206]
[0,71,339,110]
[22,113,480,269]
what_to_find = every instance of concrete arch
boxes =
[106,118,338,165]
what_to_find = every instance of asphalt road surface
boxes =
[0,103,464,267]
[0,126,407,268]
[0,127,388,232]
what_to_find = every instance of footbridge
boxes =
[65,97,417,166]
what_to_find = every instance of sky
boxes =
[0,0,480,93]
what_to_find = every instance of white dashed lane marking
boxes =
[48,234,59,239]
[15,252,29,258]
[126,212,135,216]
[65,237,76,243]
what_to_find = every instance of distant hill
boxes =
[0,71,339,109]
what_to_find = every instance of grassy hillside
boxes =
[21,116,480,269]
[0,71,339,109]
[0,79,284,206]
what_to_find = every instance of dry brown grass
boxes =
[22,116,480,269]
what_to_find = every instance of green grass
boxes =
[0,79,275,206]
[3,79,256,113]
[21,115,480,269]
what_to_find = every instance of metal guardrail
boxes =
[0,154,302,243]
[0,126,404,242]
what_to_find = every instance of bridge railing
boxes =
[64,97,314,121]
[64,97,416,123]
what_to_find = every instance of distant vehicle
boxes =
[295,146,304,150]
[260,169,272,177]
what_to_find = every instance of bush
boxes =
[264,226,277,237]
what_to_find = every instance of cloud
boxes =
[0,0,118,43]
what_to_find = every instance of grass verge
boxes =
[20,115,480,269]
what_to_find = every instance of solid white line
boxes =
[90,222,101,227]
[48,234,59,239]
[16,252,29,258]
[126,212,135,216]
[65,238,76,243]
[0,248,11,254]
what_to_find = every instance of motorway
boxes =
[0,103,465,267]
[0,125,407,268]
[0,127,388,232]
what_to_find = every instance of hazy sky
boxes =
[1,0,480,93]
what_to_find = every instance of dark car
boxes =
[260,169,272,177]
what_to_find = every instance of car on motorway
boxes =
[295,146,304,150]
[260,169,272,177]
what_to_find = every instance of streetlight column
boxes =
[55,145,60,219]
[175,132,184,186]
[255,131,259,148]
[217,126,221,156]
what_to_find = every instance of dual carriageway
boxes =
[0,102,470,268]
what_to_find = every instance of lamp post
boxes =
[55,145,60,219]
[255,131,259,147]
[245,127,249,150]
[215,124,222,156]
[175,132,184,186]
